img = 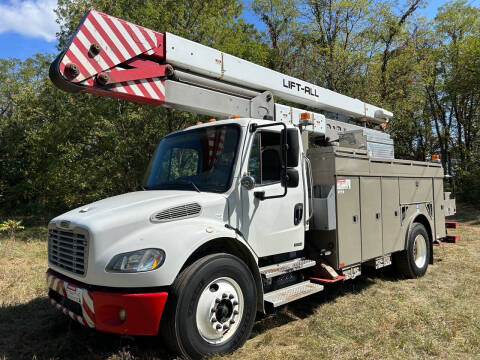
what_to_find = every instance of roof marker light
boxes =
[300,112,311,120]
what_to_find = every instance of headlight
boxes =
[106,248,165,273]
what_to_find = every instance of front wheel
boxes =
[394,223,430,278]
[160,253,257,359]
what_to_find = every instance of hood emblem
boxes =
[59,221,70,228]
[79,207,94,213]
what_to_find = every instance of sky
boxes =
[0,0,477,61]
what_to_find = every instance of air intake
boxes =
[151,203,202,223]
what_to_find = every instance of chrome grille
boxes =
[48,228,88,276]
[152,202,202,223]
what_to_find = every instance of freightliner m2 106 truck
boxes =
[47,9,457,359]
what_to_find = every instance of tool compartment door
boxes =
[336,176,361,267]
[434,179,446,239]
[381,177,402,253]
[360,177,383,261]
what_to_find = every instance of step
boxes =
[263,281,323,307]
[260,258,316,279]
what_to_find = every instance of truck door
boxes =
[240,128,305,257]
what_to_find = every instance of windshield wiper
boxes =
[188,181,201,193]
[164,180,201,193]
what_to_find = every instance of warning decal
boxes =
[337,178,351,190]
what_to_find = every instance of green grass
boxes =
[0,207,479,360]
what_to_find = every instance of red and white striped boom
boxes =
[50,8,393,125]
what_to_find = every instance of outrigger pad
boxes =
[444,234,460,243]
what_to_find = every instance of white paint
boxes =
[165,32,393,123]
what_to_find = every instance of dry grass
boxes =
[0,206,479,360]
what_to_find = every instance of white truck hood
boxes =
[50,190,224,232]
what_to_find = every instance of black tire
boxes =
[160,253,257,360]
[394,223,430,278]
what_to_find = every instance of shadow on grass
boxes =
[451,203,480,224]
[0,297,175,360]
[250,266,400,339]
[0,269,401,360]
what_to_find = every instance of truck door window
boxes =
[247,131,281,185]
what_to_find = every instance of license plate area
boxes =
[65,285,82,305]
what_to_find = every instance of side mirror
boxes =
[241,175,256,190]
[285,168,299,188]
[281,128,300,167]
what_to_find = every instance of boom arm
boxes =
[50,8,393,125]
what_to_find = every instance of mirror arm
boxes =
[254,191,265,200]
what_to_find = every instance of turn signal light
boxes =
[196,121,203,125]
[232,114,240,119]
[209,118,216,122]
[432,155,440,161]
[381,122,387,130]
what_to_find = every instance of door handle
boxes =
[294,203,303,226]
[353,215,358,223]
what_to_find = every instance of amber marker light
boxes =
[300,112,311,120]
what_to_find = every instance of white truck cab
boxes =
[47,118,310,357]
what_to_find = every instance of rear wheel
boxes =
[160,253,257,359]
[394,223,430,278]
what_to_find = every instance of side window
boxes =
[247,131,282,186]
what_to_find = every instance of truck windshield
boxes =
[143,124,240,193]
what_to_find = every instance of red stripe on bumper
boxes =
[46,270,168,336]
[93,291,168,335]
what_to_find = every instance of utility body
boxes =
[47,9,456,359]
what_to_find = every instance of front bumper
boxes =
[46,270,168,335]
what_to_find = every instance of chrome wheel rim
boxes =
[413,234,427,268]
[195,277,244,345]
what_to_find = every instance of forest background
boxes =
[1,0,479,219]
